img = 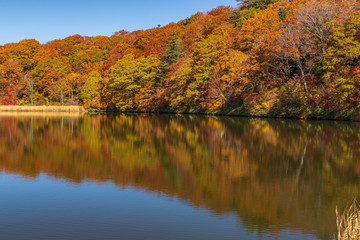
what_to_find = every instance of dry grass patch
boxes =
[0,112,85,118]
[0,105,86,112]
[336,201,360,240]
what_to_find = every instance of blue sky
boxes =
[0,0,237,45]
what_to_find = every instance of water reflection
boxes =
[1,114,359,239]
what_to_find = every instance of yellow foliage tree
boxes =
[105,54,160,111]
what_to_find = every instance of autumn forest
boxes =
[1,0,360,118]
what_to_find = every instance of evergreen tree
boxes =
[237,0,280,10]
[158,32,182,81]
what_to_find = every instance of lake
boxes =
[0,113,359,240]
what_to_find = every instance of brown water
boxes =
[0,114,359,240]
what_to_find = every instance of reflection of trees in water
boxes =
[0,114,359,239]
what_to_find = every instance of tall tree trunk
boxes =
[296,58,308,94]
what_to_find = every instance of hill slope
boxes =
[1,0,360,119]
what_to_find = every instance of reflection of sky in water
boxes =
[0,173,319,240]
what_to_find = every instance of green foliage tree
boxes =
[104,54,160,111]
[237,0,280,10]
[158,31,182,80]
[227,7,260,28]
[80,71,102,107]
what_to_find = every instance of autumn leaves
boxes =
[1,0,360,115]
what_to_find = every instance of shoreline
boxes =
[88,107,360,122]
[1,105,360,122]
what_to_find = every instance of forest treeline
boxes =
[1,0,360,117]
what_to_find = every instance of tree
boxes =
[273,0,337,95]
[81,71,102,107]
[51,75,71,105]
[227,7,260,28]
[66,73,82,102]
[4,39,40,71]
[158,31,182,80]
[104,54,160,111]
[31,57,71,103]
[295,0,336,57]
[207,50,253,110]
[323,10,360,74]
[188,35,220,108]
[19,72,35,104]
[321,10,360,108]
[237,0,280,10]
[0,60,22,104]
[275,23,316,94]
[166,58,193,110]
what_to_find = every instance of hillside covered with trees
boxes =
[1,0,360,118]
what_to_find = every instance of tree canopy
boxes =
[1,0,360,116]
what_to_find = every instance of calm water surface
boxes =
[0,113,359,240]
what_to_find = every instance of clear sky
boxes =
[0,0,237,45]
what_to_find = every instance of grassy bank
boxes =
[0,105,86,112]
[88,105,360,122]
[336,201,360,240]
[223,106,360,122]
